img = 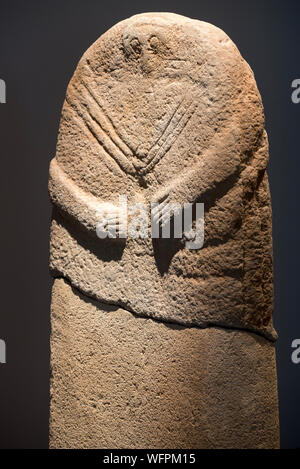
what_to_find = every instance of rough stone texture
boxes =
[49,12,275,340]
[50,278,279,449]
[49,12,279,448]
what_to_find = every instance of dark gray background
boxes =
[0,0,299,449]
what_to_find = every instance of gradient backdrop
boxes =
[0,0,299,448]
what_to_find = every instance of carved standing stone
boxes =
[49,13,279,448]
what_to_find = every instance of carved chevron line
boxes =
[84,62,136,154]
[65,93,136,176]
[145,96,185,159]
[71,83,136,174]
[80,62,200,176]
[82,80,135,158]
[143,96,198,174]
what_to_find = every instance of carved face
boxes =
[122,23,170,74]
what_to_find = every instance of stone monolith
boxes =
[49,12,280,448]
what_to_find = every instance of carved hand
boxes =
[96,202,127,239]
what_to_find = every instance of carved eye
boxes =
[130,38,142,55]
[149,35,160,50]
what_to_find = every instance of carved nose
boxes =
[129,37,142,55]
